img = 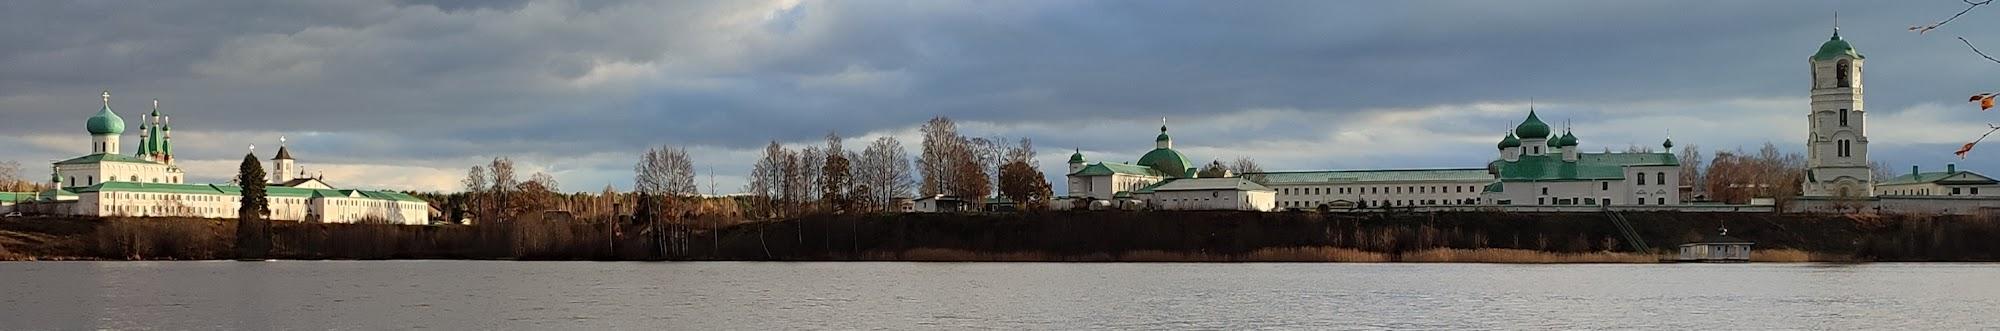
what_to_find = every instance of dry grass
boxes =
[1118,250,1224,262]
[891,248,1053,262]
[1750,248,1855,262]
[881,247,1390,262]
[1241,247,1391,262]
[1398,248,1657,263]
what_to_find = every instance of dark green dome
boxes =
[1812,31,1863,61]
[1137,148,1192,178]
[1069,149,1085,163]
[87,103,124,135]
[1514,110,1551,139]
[1558,131,1578,147]
[1154,125,1170,142]
[1498,133,1521,150]
[1663,137,1675,149]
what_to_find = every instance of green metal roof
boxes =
[73,181,423,202]
[1483,182,1503,193]
[1877,170,1997,186]
[1812,31,1863,61]
[1132,180,1173,194]
[1251,168,1494,184]
[1071,162,1166,177]
[1490,153,1678,182]
[55,153,160,165]
[0,192,38,202]
[1135,177,1274,193]
[1558,131,1578,147]
[1515,110,1551,139]
[1068,149,1085,163]
[1498,132,1520,150]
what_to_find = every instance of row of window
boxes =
[1886,187,1982,196]
[1535,197,1667,205]
[66,175,182,187]
[1283,198,1478,208]
[1279,185,1481,196]
[1634,172,1668,186]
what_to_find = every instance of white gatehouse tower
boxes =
[1802,26,1873,197]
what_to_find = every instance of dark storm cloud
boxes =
[4,0,2000,191]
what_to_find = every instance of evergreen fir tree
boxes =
[234,153,270,259]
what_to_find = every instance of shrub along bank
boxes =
[1,211,1995,262]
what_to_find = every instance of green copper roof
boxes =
[74,181,425,202]
[161,125,172,156]
[1252,168,1494,184]
[0,192,37,202]
[1877,170,1996,186]
[1068,149,1085,163]
[55,153,160,165]
[1558,131,1579,147]
[1812,31,1863,61]
[1136,148,1192,178]
[1490,153,1678,182]
[1515,110,1551,139]
[1071,162,1165,177]
[1498,132,1521,150]
[87,103,124,135]
[1134,177,1273,193]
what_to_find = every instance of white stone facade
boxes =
[1803,31,1874,197]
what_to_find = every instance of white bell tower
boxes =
[1802,24,1872,197]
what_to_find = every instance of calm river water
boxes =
[3,261,1997,329]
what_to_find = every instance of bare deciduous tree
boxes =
[918,116,960,197]
[1229,157,1266,183]
[856,136,914,211]
[635,145,697,196]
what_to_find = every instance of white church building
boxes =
[1062,122,1276,211]
[1479,110,1683,206]
[5,91,431,225]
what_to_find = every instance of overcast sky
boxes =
[6,0,2000,194]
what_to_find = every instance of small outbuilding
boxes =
[912,195,968,213]
[1677,226,1753,262]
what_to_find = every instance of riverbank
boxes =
[2,211,1994,262]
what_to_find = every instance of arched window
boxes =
[1836,60,1852,88]
[1656,172,1666,185]
[1839,109,1850,127]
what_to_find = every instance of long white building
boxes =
[7,91,431,225]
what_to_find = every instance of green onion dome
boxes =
[1154,125,1170,142]
[1812,31,1863,61]
[1558,131,1579,147]
[1663,137,1675,149]
[87,101,124,135]
[1498,132,1521,150]
[1069,149,1085,163]
[1514,110,1551,139]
